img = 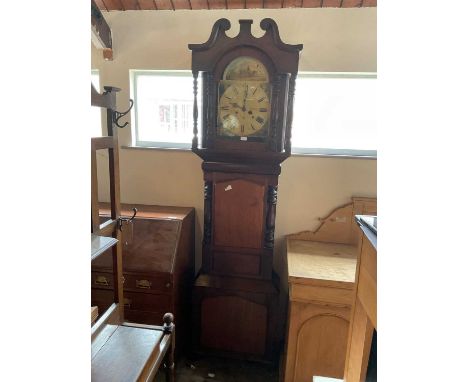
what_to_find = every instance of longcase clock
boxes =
[189,18,302,361]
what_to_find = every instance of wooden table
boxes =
[343,216,377,382]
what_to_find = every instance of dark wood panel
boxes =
[123,291,171,312]
[125,309,168,325]
[154,0,174,9]
[137,0,157,9]
[201,296,267,355]
[91,289,115,319]
[213,178,265,249]
[213,252,261,276]
[362,0,376,6]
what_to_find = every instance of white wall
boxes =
[92,8,377,286]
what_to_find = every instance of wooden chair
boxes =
[91,84,175,382]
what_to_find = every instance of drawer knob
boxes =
[136,279,152,289]
[95,276,109,286]
[166,283,171,288]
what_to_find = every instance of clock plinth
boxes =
[189,18,302,361]
[192,272,281,361]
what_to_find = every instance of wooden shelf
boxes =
[91,324,166,382]
[91,234,118,261]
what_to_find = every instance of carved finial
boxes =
[239,19,253,36]
[163,313,175,334]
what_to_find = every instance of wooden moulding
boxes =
[286,197,377,246]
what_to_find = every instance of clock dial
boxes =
[218,57,271,138]
[218,82,270,137]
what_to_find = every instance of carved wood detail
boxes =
[264,185,278,249]
[203,181,213,245]
[285,74,297,154]
[192,71,199,150]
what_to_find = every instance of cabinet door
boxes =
[285,302,350,382]
[213,178,265,249]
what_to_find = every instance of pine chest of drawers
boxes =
[91,203,195,355]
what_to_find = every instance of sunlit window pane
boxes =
[292,73,376,156]
[133,71,199,148]
[91,70,102,137]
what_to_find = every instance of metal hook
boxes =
[119,207,138,231]
[113,99,134,128]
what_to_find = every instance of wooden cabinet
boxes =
[92,203,195,355]
[343,217,377,382]
[283,197,376,382]
[284,240,357,382]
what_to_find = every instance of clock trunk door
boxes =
[213,178,265,249]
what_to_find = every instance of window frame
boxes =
[291,72,377,158]
[130,70,377,158]
[131,70,197,149]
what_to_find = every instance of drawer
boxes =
[122,291,171,313]
[123,273,172,294]
[289,283,354,306]
[91,289,114,319]
[91,271,114,290]
[124,309,168,326]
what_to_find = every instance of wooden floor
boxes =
[156,355,279,382]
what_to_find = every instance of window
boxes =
[292,73,376,157]
[131,70,376,157]
[91,70,102,137]
[131,71,199,148]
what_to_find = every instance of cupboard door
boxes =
[285,302,350,382]
[213,178,265,249]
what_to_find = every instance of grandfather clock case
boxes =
[189,18,302,361]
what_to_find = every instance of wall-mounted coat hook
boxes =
[113,99,134,128]
[118,207,138,231]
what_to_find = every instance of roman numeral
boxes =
[241,125,245,133]
[259,108,268,112]
[252,88,257,95]
[258,97,265,103]
[256,116,264,124]
[220,106,229,110]
[224,96,232,100]
[251,124,256,130]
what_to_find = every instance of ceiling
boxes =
[94,0,376,11]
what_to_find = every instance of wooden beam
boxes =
[154,0,173,9]
[91,0,113,60]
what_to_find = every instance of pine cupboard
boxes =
[283,197,376,382]
[284,240,357,381]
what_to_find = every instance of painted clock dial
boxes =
[217,56,271,138]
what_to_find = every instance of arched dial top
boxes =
[218,56,271,138]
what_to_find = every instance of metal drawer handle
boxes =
[95,276,109,286]
[136,279,152,289]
